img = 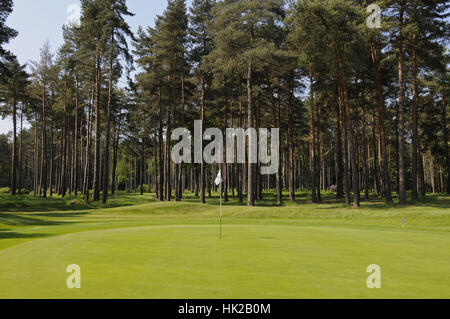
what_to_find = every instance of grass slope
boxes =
[0,191,449,299]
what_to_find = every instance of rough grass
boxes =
[0,191,449,299]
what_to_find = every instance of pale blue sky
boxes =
[1,0,193,134]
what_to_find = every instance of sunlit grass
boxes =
[0,191,449,298]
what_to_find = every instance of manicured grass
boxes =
[0,191,449,299]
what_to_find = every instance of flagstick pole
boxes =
[220,182,222,240]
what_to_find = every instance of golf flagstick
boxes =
[215,170,223,240]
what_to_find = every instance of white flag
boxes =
[215,170,223,186]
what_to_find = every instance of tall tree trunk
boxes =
[61,76,68,197]
[411,34,419,201]
[73,78,79,196]
[102,34,114,204]
[140,140,144,196]
[397,2,407,205]
[309,70,317,203]
[418,145,426,197]
[83,79,94,200]
[111,123,119,195]
[178,74,185,201]
[288,74,295,202]
[238,89,243,203]
[33,122,38,196]
[10,79,17,195]
[276,83,283,205]
[49,117,54,196]
[343,101,351,206]
[335,85,344,199]
[247,59,255,206]
[200,74,206,204]
[315,97,322,202]
[443,96,449,194]
[361,101,369,201]
[336,44,360,207]
[165,79,172,202]
[430,154,435,193]
[18,106,23,194]
[41,84,47,197]
[371,41,392,203]
[92,60,101,202]
[154,124,159,198]
[158,84,164,201]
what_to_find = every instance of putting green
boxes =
[0,224,448,299]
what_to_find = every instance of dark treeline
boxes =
[0,0,449,207]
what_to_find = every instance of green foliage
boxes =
[0,0,17,76]
[0,58,29,117]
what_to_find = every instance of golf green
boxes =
[0,222,449,299]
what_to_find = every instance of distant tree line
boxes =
[0,0,449,207]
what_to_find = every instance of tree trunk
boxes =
[200,74,206,204]
[41,84,47,197]
[443,96,449,194]
[335,84,344,199]
[102,34,114,204]
[430,154,435,193]
[288,74,295,202]
[165,80,172,201]
[336,44,360,208]
[49,117,54,196]
[60,77,68,198]
[309,70,317,203]
[73,78,79,196]
[92,60,101,202]
[18,106,23,194]
[397,3,407,206]
[111,124,119,195]
[418,147,426,197]
[276,83,283,205]
[411,34,419,201]
[10,79,17,195]
[247,59,255,206]
[83,78,95,200]
[140,140,144,196]
[361,101,369,201]
[371,41,392,202]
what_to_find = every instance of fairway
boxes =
[0,192,449,299]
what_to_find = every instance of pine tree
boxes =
[30,41,54,197]
[210,0,286,206]
[404,0,449,200]
[0,57,29,195]
[0,0,17,76]
[99,0,134,204]
[190,0,214,204]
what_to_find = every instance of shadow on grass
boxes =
[0,230,50,240]
[32,212,90,218]
[0,192,157,213]
[0,213,70,226]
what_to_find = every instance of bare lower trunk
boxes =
[200,75,206,204]
[337,44,359,208]
[288,75,295,202]
[397,3,407,206]
[371,41,392,202]
[443,96,449,194]
[411,34,419,201]
[92,61,101,202]
[247,60,255,206]
[309,70,317,203]
[10,82,17,195]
